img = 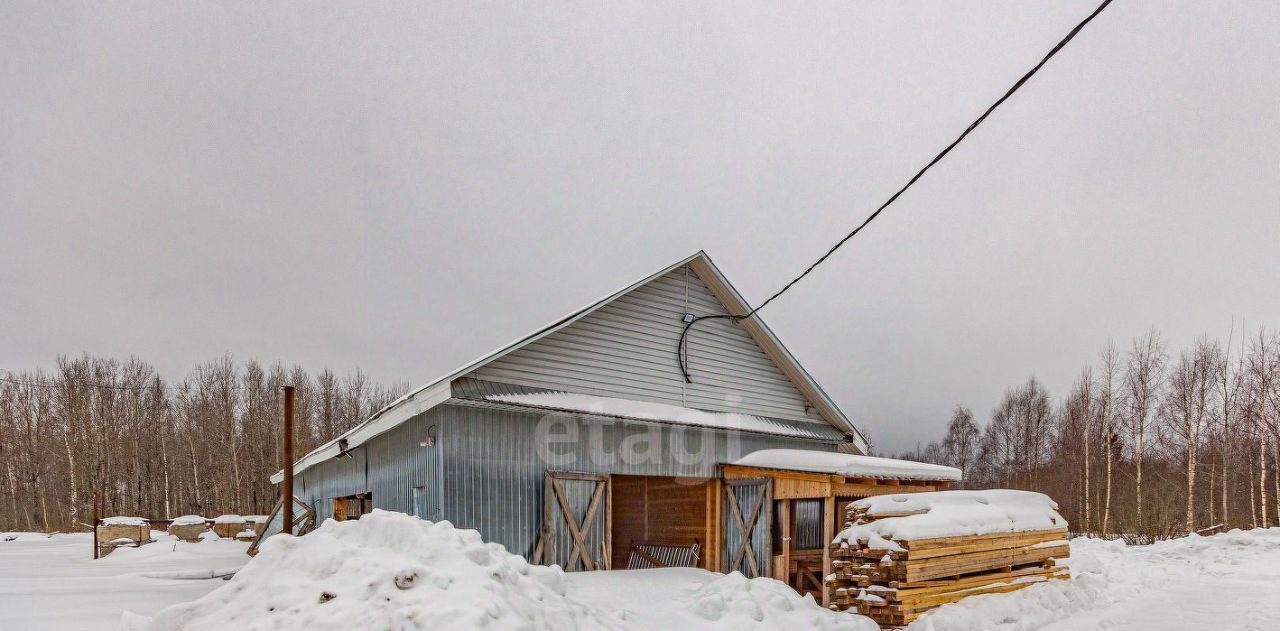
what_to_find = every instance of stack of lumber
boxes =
[826,490,1069,627]
[96,516,152,557]
[168,515,211,541]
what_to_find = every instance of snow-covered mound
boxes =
[169,515,207,526]
[211,514,243,524]
[131,509,623,631]
[683,571,878,630]
[835,490,1066,546]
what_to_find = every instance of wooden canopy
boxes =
[721,463,954,607]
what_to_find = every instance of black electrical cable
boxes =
[678,0,1115,383]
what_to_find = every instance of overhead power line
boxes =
[680,0,1116,383]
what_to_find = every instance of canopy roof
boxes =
[731,448,962,482]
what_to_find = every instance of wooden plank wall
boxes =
[611,475,712,570]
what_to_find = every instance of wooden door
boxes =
[540,471,611,571]
[723,477,772,577]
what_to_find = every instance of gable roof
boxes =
[274,251,866,482]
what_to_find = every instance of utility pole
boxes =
[282,385,295,535]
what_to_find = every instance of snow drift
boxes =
[130,510,877,631]
[130,509,625,631]
[906,527,1280,631]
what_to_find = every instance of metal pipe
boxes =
[282,385,295,535]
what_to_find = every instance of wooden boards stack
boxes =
[826,504,1069,627]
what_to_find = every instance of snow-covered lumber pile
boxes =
[167,515,210,541]
[243,515,269,536]
[211,514,247,538]
[97,517,152,555]
[826,490,1069,627]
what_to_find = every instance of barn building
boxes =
[271,251,958,604]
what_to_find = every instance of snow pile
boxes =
[130,509,623,631]
[169,515,207,526]
[196,531,219,542]
[102,516,150,526]
[243,515,268,524]
[835,490,1066,546]
[212,515,243,524]
[486,391,807,438]
[906,527,1280,631]
[682,571,878,630]
[732,449,961,481]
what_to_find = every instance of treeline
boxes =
[0,355,406,532]
[898,326,1280,539]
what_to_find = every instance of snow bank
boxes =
[486,392,809,438]
[242,515,268,524]
[683,571,878,630]
[732,449,961,481]
[130,509,623,631]
[196,531,219,542]
[169,515,207,526]
[102,516,150,526]
[212,515,243,524]
[836,490,1066,545]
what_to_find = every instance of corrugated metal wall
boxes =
[295,401,837,569]
[366,408,444,521]
[296,407,445,523]
[439,403,835,561]
[297,445,367,523]
[472,265,827,425]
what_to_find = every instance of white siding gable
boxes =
[471,264,826,425]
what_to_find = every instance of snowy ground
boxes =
[910,528,1280,631]
[0,532,249,631]
[3,522,1279,630]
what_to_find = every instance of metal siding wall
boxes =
[793,499,824,550]
[366,408,445,521]
[440,404,835,561]
[296,408,444,524]
[472,265,826,424]
[296,446,366,523]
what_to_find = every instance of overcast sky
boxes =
[2,1,1277,453]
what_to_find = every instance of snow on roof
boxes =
[169,515,208,526]
[834,489,1067,545]
[731,449,962,481]
[213,515,245,524]
[101,516,149,526]
[484,392,835,439]
[272,251,864,483]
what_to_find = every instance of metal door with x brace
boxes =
[539,471,611,571]
[723,477,773,578]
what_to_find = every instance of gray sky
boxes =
[2,1,1278,453]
